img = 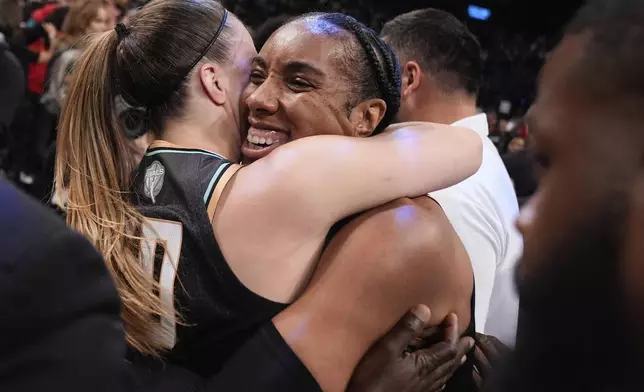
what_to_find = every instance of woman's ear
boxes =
[199,63,227,105]
[348,98,387,137]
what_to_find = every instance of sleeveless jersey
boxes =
[130,141,287,377]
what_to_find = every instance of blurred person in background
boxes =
[0,30,25,139]
[381,8,522,346]
[24,0,68,97]
[106,0,126,28]
[0,28,25,175]
[0,0,58,80]
[502,135,538,206]
[506,136,526,153]
[55,1,482,390]
[485,108,498,133]
[0,178,130,392]
[497,118,508,133]
[491,0,644,391]
[0,0,58,188]
[35,0,112,200]
[58,0,111,49]
[43,0,111,117]
[485,109,510,153]
[502,120,537,205]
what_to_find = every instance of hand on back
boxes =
[348,305,475,392]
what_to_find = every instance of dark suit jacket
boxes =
[0,38,24,132]
[0,179,129,392]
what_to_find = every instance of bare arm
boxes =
[222,123,481,229]
[213,123,480,302]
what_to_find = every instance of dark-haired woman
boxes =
[237,14,477,392]
[55,0,481,390]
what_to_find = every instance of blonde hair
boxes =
[55,0,233,355]
[61,0,109,46]
[55,32,170,355]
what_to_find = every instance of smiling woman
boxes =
[241,12,401,161]
[56,0,481,388]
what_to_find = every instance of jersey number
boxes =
[140,218,183,349]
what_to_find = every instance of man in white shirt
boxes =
[381,8,522,345]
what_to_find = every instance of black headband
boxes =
[180,9,228,82]
[114,9,229,109]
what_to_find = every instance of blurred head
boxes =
[241,12,401,161]
[514,0,644,386]
[507,136,525,153]
[0,0,23,35]
[498,118,509,132]
[381,9,482,123]
[62,0,111,39]
[55,0,255,355]
[486,110,498,132]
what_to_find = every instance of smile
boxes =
[246,133,280,147]
[241,127,290,161]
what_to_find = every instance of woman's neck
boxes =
[162,117,240,162]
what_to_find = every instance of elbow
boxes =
[458,126,483,178]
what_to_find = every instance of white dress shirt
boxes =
[429,114,522,345]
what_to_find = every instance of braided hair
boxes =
[295,13,401,135]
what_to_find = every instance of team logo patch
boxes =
[144,160,165,204]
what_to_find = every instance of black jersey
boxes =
[131,141,287,377]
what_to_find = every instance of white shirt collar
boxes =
[385,113,489,137]
[451,113,489,137]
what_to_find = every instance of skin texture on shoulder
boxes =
[273,196,473,392]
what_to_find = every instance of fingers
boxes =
[382,305,432,355]
[457,336,475,358]
[473,367,484,391]
[409,326,442,351]
[478,333,508,357]
[413,336,475,391]
[443,313,459,345]
[473,334,507,380]
[473,344,491,378]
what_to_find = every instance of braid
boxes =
[342,19,397,134]
[370,35,401,134]
[302,13,402,134]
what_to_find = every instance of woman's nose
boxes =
[246,78,279,115]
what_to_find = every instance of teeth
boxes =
[246,133,278,146]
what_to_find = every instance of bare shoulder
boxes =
[324,197,473,328]
[340,196,461,254]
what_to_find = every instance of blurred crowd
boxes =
[0,0,136,199]
[0,0,538,205]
